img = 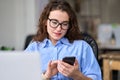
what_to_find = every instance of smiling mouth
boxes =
[55,33,61,35]
[54,32,62,36]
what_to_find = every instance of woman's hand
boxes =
[44,60,58,78]
[57,60,92,80]
[57,59,79,78]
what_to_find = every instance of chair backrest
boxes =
[24,35,34,50]
[81,32,98,60]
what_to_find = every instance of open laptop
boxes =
[0,51,42,80]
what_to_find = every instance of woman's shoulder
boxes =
[73,39,90,48]
[25,41,43,51]
[73,39,88,45]
[29,41,41,45]
[28,41,43,47]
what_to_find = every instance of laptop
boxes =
[0,51,42,80]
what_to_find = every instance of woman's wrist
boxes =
[73,71,92,80]
[42,72,50,80]
[72,70,81,80]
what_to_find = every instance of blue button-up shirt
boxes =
[25,38,102,80]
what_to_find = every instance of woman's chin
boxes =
[53,36,62,41]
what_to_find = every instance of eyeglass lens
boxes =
[48,18,69,30]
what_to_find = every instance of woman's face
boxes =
[47,10,69,44]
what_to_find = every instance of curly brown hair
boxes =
[33,0,82,43]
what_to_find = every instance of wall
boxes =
[0,0,16,49]
[0,0,48,50]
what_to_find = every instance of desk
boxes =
[99,53,120,80]
[98,44,120,53]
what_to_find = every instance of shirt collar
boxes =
[41,37,71,48]
[60,37,71,45]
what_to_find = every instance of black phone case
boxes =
[62,56,75,65]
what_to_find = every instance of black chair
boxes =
[81,32,98,60]
[24,34,34,50]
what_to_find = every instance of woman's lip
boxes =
[55,33,61,35]
[54,32,61,35]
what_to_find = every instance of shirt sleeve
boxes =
[81,41,102,80]
[24,41,38,52]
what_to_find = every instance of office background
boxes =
[0,0,120,50]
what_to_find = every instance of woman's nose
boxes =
[56,25,62,31]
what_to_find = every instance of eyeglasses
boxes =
[48,18,69,30]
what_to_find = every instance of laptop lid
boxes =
[0,51,42,80]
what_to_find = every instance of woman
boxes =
[25,0,102,80]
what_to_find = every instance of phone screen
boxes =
[62,56,75,65]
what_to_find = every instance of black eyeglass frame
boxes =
[48,18,69,30]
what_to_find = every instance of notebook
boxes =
[0,51,42,80]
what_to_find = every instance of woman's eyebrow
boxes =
[49,18,69,23]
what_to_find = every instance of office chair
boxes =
[24,34,34,50]
[81,32,98,60]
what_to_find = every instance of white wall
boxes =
[0,0,16,49]
[0,0,48,50]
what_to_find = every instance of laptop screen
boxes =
[0,51,42,80]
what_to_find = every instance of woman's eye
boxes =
[62,23,68,26]
[52,21,58,25]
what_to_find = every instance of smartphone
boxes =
[62,56,75,65]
